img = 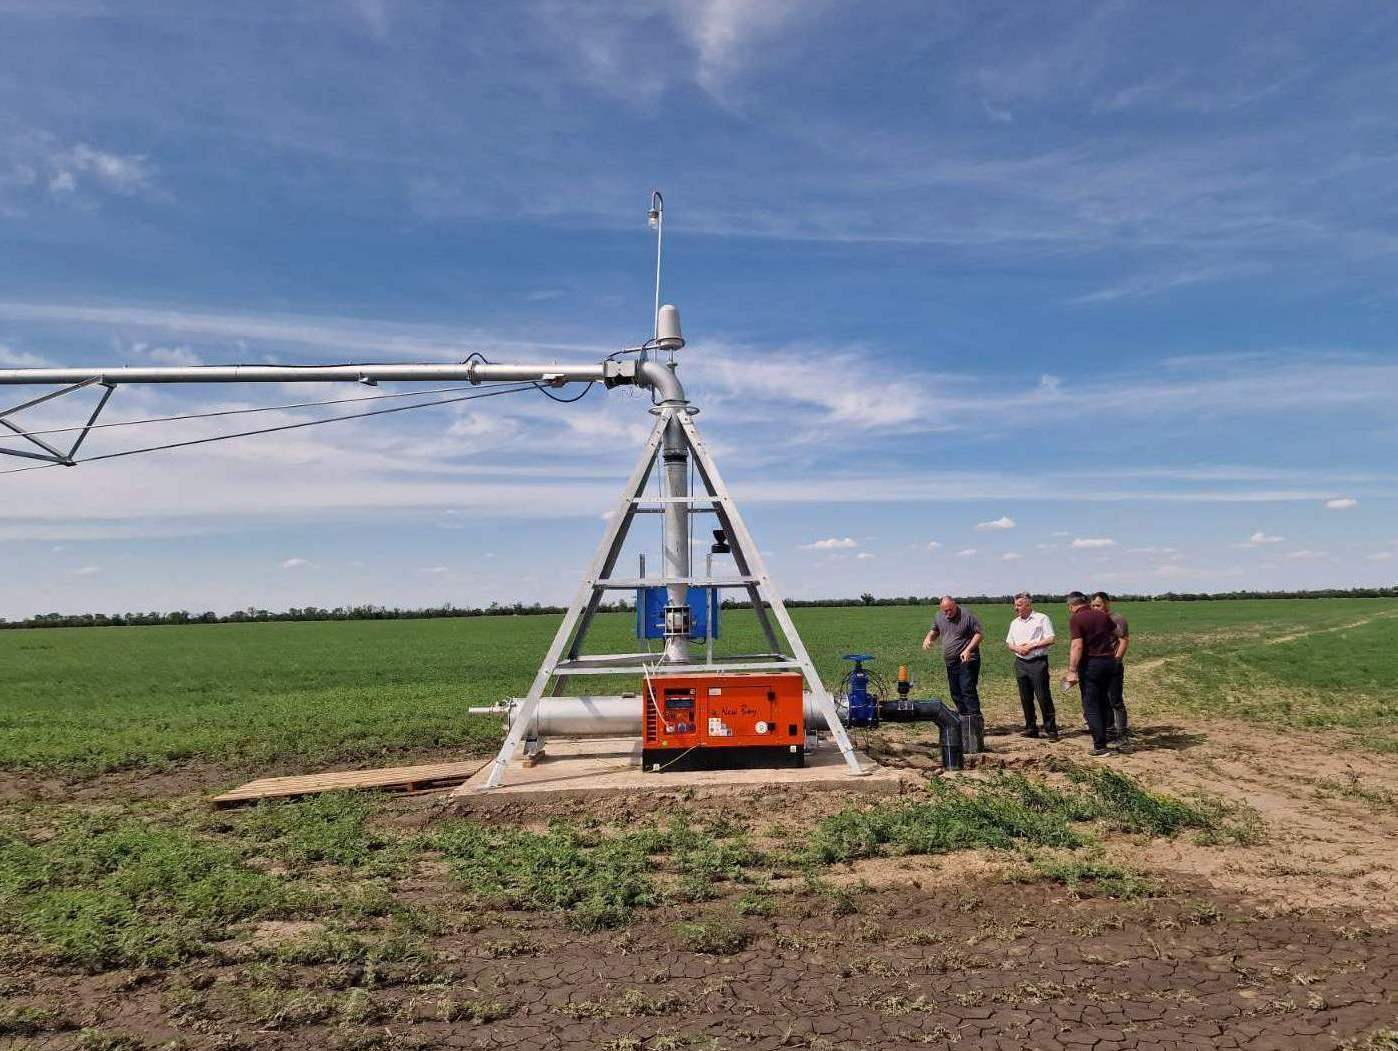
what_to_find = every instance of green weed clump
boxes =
[439,995,515,1023]
[0,815,294,972]
[799,766,1250,867]
[223,792,402,872]
[1044,761,1260,843]
[1341,1027,1398,1051]
[266,924,426,969]
[0,1003,72,1036]
[672,914,749,955]
[431,814,758,930]
[800,776,1087,864]
[1056,763,1223,836]
[1008,856,1158,899]
[431,821,659,931]
[561,987,681,1019]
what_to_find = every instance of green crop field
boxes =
[4,598,1398,1050]
[3,597,1396,776]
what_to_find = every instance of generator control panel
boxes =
[642,672,805,771]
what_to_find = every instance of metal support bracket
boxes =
[0,379,117,466]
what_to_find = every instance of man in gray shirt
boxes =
[922,595,984,722]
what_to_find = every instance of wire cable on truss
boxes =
[0,382,539,475]
[460,351,600,405]
[0,383,489,440]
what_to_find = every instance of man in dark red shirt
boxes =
[1063,591,1119,756]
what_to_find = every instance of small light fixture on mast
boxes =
[648,190,664,346]
[647,190,685,361]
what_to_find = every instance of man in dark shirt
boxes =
[1092,591,1130,740]
[1064,591,1118,756]
[922,596,984,722]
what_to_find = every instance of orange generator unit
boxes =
[642,671,806,771]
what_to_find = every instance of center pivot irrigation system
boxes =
[1,194,961,787]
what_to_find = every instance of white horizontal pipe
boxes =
[0,362,607,386]
[0,357,689,404]
[485,693,836,738]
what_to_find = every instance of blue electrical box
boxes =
[635,586,719,640]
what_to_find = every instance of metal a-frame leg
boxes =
[676,410,867,775]
[480,411,670,789]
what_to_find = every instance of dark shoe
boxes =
[1089,747,1110,757]
[1045,726,1060,742]
[1020,728,1040,739]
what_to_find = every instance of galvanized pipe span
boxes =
[0,357,689,403]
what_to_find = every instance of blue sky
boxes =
[1,1,1396,619]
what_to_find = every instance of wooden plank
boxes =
[211,760,487,807]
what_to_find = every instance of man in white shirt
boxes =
[1005,591,1058,740]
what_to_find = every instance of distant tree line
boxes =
[2,586,1395,631]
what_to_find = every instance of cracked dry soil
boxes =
[4,714,1398,1050]
[6,873,1397,1050]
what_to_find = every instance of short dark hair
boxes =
[1091,591,1111,602]
[1065,590,1087,606]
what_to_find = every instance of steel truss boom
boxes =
[0,340,865,781]
[0,358,683,399]
[0,357,682,468]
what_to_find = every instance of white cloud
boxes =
[1284,550,1327,560]
[0,302,606,361]
[975,515,1016,531]
[1324,497,1358,510]
[925,540,942,550]
[800,537,859,550]
[956,548,978,557]
[855,552,875,560]
[281,557,310,569]
[1244,531,1284,546]
[139,344,204,367]
[0,343,50,368]
[1367,552,1393,562]
[53,143,152,196]
[47,170,76,194]
[1001,552,1022,561]
[671,0,808,94]
[418,565,449,575]
[1071,537,1115,549]
[67,565,101,576]
[1127,546,1177,555]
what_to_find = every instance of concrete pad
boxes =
[451,737,902,808]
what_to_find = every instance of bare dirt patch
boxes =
[7,877,1395,1050]
[900,718,1398,924]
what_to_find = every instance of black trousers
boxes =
[1014,657,1057,732]
[944,655,982,718]
[1080,656,1117,750]
[1108,660,1128,733]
